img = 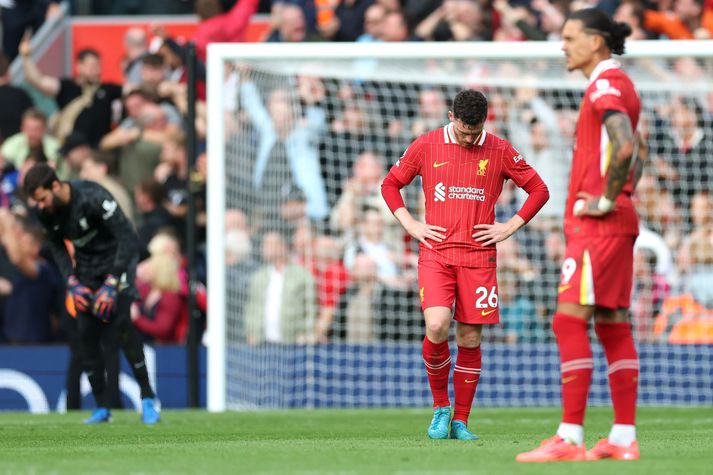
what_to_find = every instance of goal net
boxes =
[206,41,713,411]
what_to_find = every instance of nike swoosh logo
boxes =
[465,379,478,384]
[433,161,449,168]
[562,375,578,384]
[558,284,572,294]
[481,309,496,316]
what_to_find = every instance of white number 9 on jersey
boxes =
[560,257,577,285]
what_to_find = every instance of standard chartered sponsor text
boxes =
[448,186,486,201]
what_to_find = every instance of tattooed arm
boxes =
[602,111,635,201]
[631,131,648,191]
[576,110,635,217]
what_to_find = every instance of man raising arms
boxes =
[517,8,643,462]
[381,89,549,440]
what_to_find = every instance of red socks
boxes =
[553,313,593,425]
[422,337,451,408]
[595,322,639,425]
[453,345,482,424]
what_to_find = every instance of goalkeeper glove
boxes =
[94,275,118,322]
[67,275,93,314]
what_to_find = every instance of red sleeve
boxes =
[193,0,260,60]
[516,173,550,223]
[133,292,185,342]
[588,75,628,118]
[381,137,424,213]
[501,143,536,187]
[381,172,407,213]
[500,142,548,222]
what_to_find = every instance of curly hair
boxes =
[452,90,488,126]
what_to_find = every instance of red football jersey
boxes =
[564,59,641,240]
[389,124,537,267]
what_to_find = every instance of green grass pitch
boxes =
[1,407,709,474]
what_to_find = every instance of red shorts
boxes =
[558,235,636,309]
[418,260,499,324]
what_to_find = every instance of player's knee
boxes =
[425,319,450,342]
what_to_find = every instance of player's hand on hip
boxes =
[574,192,614,218]
[93,275,118,322]
[405,220,446,249]
[67,275,93,313]
[472,222,514,246]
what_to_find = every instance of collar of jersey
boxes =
[588,58,621,83]
[444,123,487,146]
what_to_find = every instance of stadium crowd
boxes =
[0,0,711,353]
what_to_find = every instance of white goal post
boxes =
[207,40,713,412]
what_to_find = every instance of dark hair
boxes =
[137,178,166,205]
[23,163,59,197]
[142,53,165,68]
[0,51,9,76]
[22,107,47,123]
[452,89,488,126]
[26,147,49,164]
[17,216,45,244]
[568,8,632,55]
[76,48,100,62]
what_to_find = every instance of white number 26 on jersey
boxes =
[475,286,498,309]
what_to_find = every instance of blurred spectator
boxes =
[493,0,545,41]
[644,0,713,39]
[134,179,176,259]
[613,0,650,40]
[114,102,177,197]
[155,131,189,225]
[57,131,92,179]
[381,10,417,41]
[497,268,541,344]
[415,0,486,41]
[1,0,60,61]
[508,90,569,225]
[343,207,403,288]
[244,232,316,344]
[225,208,258,320]
[20,38,122,146]
[0,51,33,143]
[635,172,683,252]
[654,240,713,344]
[139,53,168,91]
[0,210,61,343]
[132,233,188,343]
[122,27,148,86]
[193,0,259,60]
[537,226,565,319]
[79,152,134,224]
[654,97,713,218]
[677,191,713,274]
[0,108,59,173]
[330,151,401,251]
[316,0,373,41]
[410,88,448,137]
[266,3,314,42]
[357,3,386,41]
[631,247,670,342]
[333,253,378,342]
[240,74,329,225]
[530,0,566,40]
[310,234,350,342]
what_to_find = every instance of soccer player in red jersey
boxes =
[516,8,646,462]
[381,89,549,440]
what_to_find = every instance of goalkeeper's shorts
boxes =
[418,259,499,324]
